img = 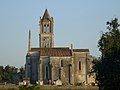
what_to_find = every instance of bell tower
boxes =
[39,9,54,48]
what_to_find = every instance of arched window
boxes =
[59,68,61,79]
[61,60,63,67]
[79,61,81,70]
[44,43,46,48]
[46,66,48,79]
[47,24,50,33]
[43,24,47,33]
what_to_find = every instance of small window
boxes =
[61,60,63,67]
[43,38,45,41]
[79,61,81,70]
[43,24,47,33]
[47,24,50,33]
[46,66,48,79]
[59,68,61,79]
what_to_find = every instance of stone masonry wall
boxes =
[50,57,73,85]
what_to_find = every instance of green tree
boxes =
[2,72,10,80]
[93,18,120,90]
[5,65,11,74]
[0,66,3,73]
[5,65,18,74]
[2,65,18,81]
[0,75,2,80]
[19,66,25,74]
[11,66,18,74]
[0,66,3,80]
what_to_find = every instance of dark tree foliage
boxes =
[0,66,4,80]
[19,66,25,74]
[0,65,18,81]
[93,18,120,90]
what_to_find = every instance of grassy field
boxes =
[39,85,98,90]
[0,84,98,90]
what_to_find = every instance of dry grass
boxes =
[39,85,98,90]
[0,84,98,90]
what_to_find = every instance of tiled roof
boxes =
[30,47,72,57]
[30,48,39,52]
[73,49,89,52]
[29,48,89,56]
[40,48,71,57]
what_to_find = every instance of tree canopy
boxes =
[92,18,120,90]
[0,65,25,83]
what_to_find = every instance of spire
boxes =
[42,9,50,20]
[28,30,32,51]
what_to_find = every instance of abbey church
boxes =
[25,9,95,85]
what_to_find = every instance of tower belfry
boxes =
[39,9,54,48]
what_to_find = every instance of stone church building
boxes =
[25,9,95,85]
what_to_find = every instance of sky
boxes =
[0,0,120,68]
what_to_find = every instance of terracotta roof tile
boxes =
[30,47,72,57]
[30,48,89,56]
[73,49,89,52]
[30,48,39,52]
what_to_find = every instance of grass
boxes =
[0,85,98,90]
[19,85,40,90]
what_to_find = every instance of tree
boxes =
[5,65,11,74]
[0,66,3,73]
[19,66,25,74]
[2,72,10,80]
[5,65,18,74]
[11,66,18,74]
[93,18,120,90]
[0,66,4,80]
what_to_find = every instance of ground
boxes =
[0,84,98,90]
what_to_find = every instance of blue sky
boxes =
[0,0,120,68]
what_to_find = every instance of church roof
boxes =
[30,47,72,57]
[42,9,50,20]
[30,48,39,52]
[73,49,89,52]
[29,48,89,57]
[40,48,72,57]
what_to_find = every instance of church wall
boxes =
[50,57,73,85]
[26,51,40,84]
[26,56,31,78]
[41,56,51,84]
[87,56,96,84]
[73,52,95,85]
[73,52,89,85]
